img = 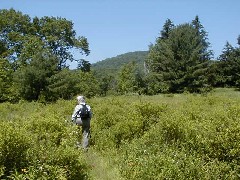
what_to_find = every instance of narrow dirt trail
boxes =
[83,149,125,180]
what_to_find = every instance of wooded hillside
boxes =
[91,51,148,77]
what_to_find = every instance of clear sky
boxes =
[1,0,240,68]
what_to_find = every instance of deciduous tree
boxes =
[0,8,90,101]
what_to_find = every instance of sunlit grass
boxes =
[0,88,240,179]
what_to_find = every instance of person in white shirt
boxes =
[72,95,92,149]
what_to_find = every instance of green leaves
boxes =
[0,123,31,175]
[117,61,143,94]
[48,70,99,100]
[0,8,90,102]
[15,51,58,101]
[1,90,240,179]
[0,100,89,179]
[113,92,240,179]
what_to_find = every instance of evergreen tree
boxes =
[160,19,174,40]
[47,68,79,101]
[48,69,99,100]
[146,39,174,94]
[218,41,240,87]
[15,51,58,101]
[218,42,235,61]
[146,17,212,93]
[192,15,213,60]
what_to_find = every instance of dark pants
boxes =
[75,118,90,148]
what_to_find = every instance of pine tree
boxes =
[146,17,212,93]
[218,41,240,87]
[160,19,174,40]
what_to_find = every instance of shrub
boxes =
[0,123,31,177]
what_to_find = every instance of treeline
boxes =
[1,9,240,102]
[146,17,240,94]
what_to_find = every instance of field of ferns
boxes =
[0,88,240,179]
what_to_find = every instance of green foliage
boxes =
[0,8,90,102]
[92,51,148,96]
[44,69,99,101]
[0,100,89,179]
[0,8,32,64]
[0,123,31,176]
[14,51,58,101]
[217,42,240,87]
[146,17,212,94]
[91,96,168,151]
[120,94,240,179]
[77,59,91,72]
[88,89,240,179]
[98,75,116,96]
[92,51,148,79]
[47,68,79,101]
[160,18,174,40]
[144,72,170,94]
[1,89,240,179]
[117,61,142,94]
[74,71,100,98]
[0,58,14,102]
[31,16,90,69]
[192,15,213,60]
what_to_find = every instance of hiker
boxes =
[71,95,92,149]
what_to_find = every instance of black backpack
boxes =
[78,104,90,118]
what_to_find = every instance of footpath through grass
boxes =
[83,148,124,180]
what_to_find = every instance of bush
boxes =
[0,100,90,179]
[1,89,240,179]
[0,123,31,177]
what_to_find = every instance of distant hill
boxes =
[92,51,148,77]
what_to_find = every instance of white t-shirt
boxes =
[71,103,92,121]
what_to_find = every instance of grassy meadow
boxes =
[0,88,240,179]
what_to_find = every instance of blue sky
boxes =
[1,0,240,68]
